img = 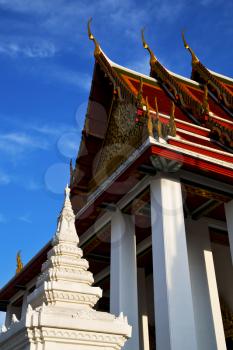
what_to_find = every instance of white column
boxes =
[110,210,139,350]
[150,176,197,350]
[225,200,233,264]
[137,268,150,350]
[186,219,226,350]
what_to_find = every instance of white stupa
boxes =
[0,186,131,350]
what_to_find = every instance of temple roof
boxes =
[182,32,233,112]
[69,23,232,212]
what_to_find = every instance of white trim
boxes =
[155,137,233,168]
[110,56,200,87]
[209,112,233,126]
[110,60,158,83]
[209,69,233,84]
[168,69,200,86]
[174,130,233,159]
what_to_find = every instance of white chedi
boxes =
[25,185,131,349]
[28,184,101,310]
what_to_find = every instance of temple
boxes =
[0,22,233,350]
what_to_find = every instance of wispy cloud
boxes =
[0,132,49,157]
[0,41,57,58]
[18,213,32,224]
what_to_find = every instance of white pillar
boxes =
[110,210,140,350]
[137,268,150,350]
[150,176,198,350]
[225,200,233,264]
[186,219,226,350]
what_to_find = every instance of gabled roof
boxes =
[182,33,233,114]
[69,22,232,213]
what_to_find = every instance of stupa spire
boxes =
[53,184,78,245]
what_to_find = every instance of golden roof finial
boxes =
[88,18,101,56]
[141,28,157,66]
[182,31,199,65]
[16,251,23,274]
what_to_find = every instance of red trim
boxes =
[168,139,233,163]
[151,145,233,180]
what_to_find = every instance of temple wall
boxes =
[212,243,233,310]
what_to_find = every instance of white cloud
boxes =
[0,132,49,157]
[0,41,57,58]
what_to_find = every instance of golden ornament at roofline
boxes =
[141,28,157,66]
[182,31,199,64]
[87,18,101,56]
[16,250,23,274]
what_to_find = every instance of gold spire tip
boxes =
[87,18,100,56]
[141,28,157,64]
[182,31,199,64]
[141,28,148,50]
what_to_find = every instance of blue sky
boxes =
[0,0,232,319]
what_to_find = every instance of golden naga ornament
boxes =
[182,31,199,64]
[141,28,157,66]
[88,18,101,56]
[16,251,23,274]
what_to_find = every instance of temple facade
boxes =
[0,22,233,350]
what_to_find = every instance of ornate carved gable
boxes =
[90,99,146,189]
